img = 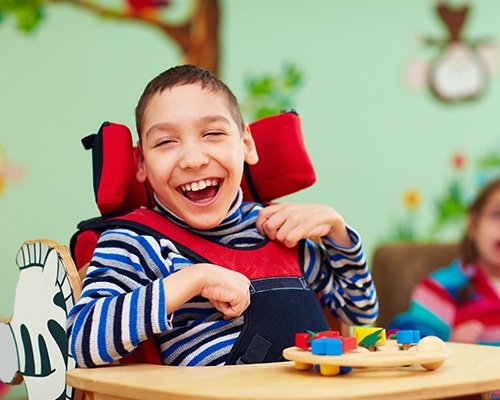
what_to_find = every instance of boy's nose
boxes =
[178,144,209,170]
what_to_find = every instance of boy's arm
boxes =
[310,229,378,326]
[256,202,378,326]
[67,229,250,368]
[67,229,172,367]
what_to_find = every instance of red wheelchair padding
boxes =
[83,110,316,218]
[240,111,316,202]
[75,111,316,272]
[82,123,155,217]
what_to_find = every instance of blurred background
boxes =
[2,0,500,397]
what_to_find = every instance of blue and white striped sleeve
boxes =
[302,225,378,326]
[67,228,173,367]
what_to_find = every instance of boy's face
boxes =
[137,84,258,230]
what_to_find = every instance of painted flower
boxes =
[0,144,24,197]
[451,152,466,170]
[0,382,10,397]
[403,189,421,210]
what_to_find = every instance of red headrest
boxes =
[82,111,316,216]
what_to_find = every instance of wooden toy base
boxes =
[283,337,452,374]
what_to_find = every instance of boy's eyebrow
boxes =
[198,114,232,125]
[144,114,233,137]
[144,122,176,137]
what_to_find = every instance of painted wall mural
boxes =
[0,144,23,397]
[0,143,23,199]
[240,63,303,122]
[382,1,500,244]
[0,0,303,117]
[382,146,500,244]
[0,381,10,398]
[0,0,221,73]
[405,0,500,103]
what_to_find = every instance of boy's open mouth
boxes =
[180,178,220,202]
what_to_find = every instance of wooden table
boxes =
[66,342,500,400]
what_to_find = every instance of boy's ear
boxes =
[242,124,259,166]
[136,141,147,183]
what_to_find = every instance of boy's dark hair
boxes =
[135,65,243,137]
[460,178,500,263]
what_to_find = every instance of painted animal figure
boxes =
[0,240,81,400]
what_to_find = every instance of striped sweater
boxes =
[67,194,378,367]
[388,259,500,346]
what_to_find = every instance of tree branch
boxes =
[51,0,191,49]
[48,0,220,73]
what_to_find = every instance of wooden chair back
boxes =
[371,242,459,327]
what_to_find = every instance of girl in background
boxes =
[389,178,500,346]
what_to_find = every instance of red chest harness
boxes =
[75,208,330,365]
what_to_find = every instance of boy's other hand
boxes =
[164,264,251,320]
[197,264,251,320]
[256,203,352,248]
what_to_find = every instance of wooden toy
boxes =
[393,329,421,350]
[283,329,452,376]
[353,326,386,351]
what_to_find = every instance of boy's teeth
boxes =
[183,179,216,192]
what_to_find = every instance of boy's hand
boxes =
[164,264,251,320]
[199,264,251,320]
[256,203,352,248]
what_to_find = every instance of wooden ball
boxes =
[417,336,447,370]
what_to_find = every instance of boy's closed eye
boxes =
[154,138,177,148]
[203,130,226,139]
[205,130,224,135]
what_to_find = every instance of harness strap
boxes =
[74,208,330,365]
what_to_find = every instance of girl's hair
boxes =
[135,65,243,137]
[459,178,500,263]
